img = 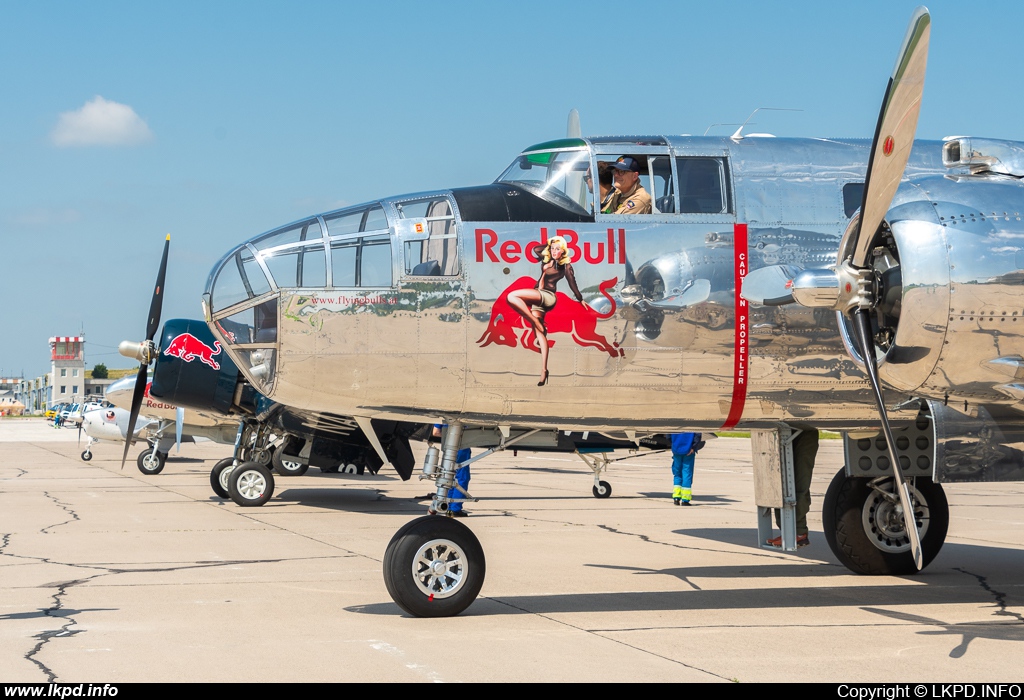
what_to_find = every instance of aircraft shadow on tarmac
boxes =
[859,607,1024,658]
[348,540,1024,659]
[212,487,392,510]
[638,492,739,504]
[0,607,115,622]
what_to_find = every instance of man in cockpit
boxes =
[605,156,652,214]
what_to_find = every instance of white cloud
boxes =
[51,96,153,147]
[10,208,82,226]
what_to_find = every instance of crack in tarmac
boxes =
[595,522,810,564]
[25,578,94,682]
[0,463,371,682]
[40,491,80,535]
[470,509,831,679]
[488,596,734,682]
[956,567,1024,624]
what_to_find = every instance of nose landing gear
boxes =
[383,422,540,616]
[383,515,486,617]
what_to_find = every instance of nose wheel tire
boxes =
[592,480,612,498]
[137,450,166,475]
[384,515,486,618]
[822,467,948,575]
[228,461,275,507]
[210,457,236,499]
[81,451,92,461]
[272,447,309,477]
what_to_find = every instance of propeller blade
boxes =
[146,234,171,342]
[77,422,82,447]
[852,309,924,569]
[120,367,149,470]
[175,407,184,453]
[851,7,930,268]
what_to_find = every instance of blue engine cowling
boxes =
[150,318,246,415]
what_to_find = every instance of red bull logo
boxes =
[163,333,222,370]
[477,277,624,358]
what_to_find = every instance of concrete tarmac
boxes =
[1,418,1023,683]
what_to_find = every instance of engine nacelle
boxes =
[866,176,1024,407]
[942,137,1024,177]
[150,319,244,415]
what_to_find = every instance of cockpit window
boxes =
[322,203,394,288]
[212,249,271,310]
[324,204,389,238]
[264,244,327,288]
[252,219,322,252]
[397,196,459,276]
[330,234,393,288]
[496,147,591,216]
[364,206,388,232]
[676,157,730,214]
[216,298,277,345]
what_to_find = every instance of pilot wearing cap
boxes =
[606,156,652,214]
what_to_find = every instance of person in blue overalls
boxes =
[433,425,471,517]
[670,432,701,506]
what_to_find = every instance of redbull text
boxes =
[475,227,627,265]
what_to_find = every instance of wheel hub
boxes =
[862,479,930,553]
[413,538,467,599]
[238,472,266,499]
[219,465,235,491]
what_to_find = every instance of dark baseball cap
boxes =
[609,156,641,173]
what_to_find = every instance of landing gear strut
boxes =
[576,450,614,498]
[81,436,96,462]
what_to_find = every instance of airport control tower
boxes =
[49,336,86,407]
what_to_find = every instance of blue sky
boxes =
[2,0,1022,378]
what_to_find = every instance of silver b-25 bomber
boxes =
[122,7,1024,617]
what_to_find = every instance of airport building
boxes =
[12,336,115,413]
[0,377,26,415]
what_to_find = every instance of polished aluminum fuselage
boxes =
[202,135,1024,432]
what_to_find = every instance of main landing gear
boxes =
[822,467,949,575]
[383,423,538,617]
[210,420,278,506]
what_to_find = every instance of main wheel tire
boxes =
[272,446,309,477]
[137,449,166,475]
[383,515,486,618]
[81,450,92,461]
[593,480,612,498]
[822,468,948,575]
[210,457,235,499]
[228,461,275,507]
